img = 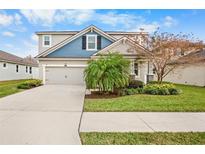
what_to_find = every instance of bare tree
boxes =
[131,30,204,83]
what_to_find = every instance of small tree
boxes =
[132,30,204,83]
[84,53,130,93]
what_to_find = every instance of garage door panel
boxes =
[45,67,85,85]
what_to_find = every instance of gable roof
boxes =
[0,50,38,67]
[92,37,148,56]
[176,49,205,64]
[36,30,148,35]
[36,25,117,58]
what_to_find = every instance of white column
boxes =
[42,65,46,85]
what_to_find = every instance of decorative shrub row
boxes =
[143,83,182,95]
[119,88,144,96]
[119,83,182,96]
[148,81,172,84]
[128,80,144,88]
[17,79,42,89]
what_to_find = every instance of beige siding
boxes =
[108,43,136,55]
[110,34,124,39]
[38,34,74,53]
[164,63,205,86]
[0,62,39,81]
[100,40,143,56]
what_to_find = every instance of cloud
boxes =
[31,34,38,42]
[0,12,22,26]
[163,16,177,27]
[4,43,14,48]
[20,10,177,33]
[2,31,15,37]
[22,40,38,56]
[19,10,144,29]
[20,10,57,26]
[14,13,22,25]
[55,10,95,25]
[0,13,13,26]
[139,22,160,32]
[20,9,95,27]
[130,22,160,33]
[98,11,143,28]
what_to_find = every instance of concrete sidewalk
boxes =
[80,112,205,132]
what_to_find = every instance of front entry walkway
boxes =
[80,112,205,132]
[0,85,85,144]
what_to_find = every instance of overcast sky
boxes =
[0,9,204,57]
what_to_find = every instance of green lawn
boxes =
[0,80,29,98]
[80,132,205,145]
[84,84,205,112]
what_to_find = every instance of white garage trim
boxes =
[42,64,87,84]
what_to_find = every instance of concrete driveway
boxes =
[0,85,85,145]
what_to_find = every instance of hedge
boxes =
[17,79,42,89]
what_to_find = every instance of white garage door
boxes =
[45,67,85,85]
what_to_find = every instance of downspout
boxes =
[147,61,150,83]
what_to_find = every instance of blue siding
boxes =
[46,32,113,58]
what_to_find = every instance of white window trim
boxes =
[29,66,32,74]
[42,35,52,47]
[134,61,140,78]
[16,65,19,73]
[131,60,140,78]
[26,66,28,73]
[86,34,97,51]
[2,62,7,69]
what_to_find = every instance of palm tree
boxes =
[84,53,130,94]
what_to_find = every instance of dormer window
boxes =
[86,35,97,50]
[43,35,51,47]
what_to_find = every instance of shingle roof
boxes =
[35,30,148,35]
[0,50,38,67]
[171,49,205,65]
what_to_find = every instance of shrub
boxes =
[84,53,130,93]
[118,88,143,96]
[128,80,144,88]
[144,83,182,95]
[17,83,31,89]
[169,88,182,95]
[126,88,137,95]
[17,79,42,89]
[137,88,144,94]
[148,81,172,84]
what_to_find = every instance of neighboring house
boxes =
[164,49,205,86]
[36,25,154,85]
[0,50,39,81]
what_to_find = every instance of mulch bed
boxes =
[85,91,119,99]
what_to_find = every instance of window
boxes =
[26,66,28,73]
[3,63,7,68]
[43,35,51,47]
[134,62,139,76]
[86,35,97,50]
[29,67,32,74]
[16,65,19,73]
[153,68,156,74]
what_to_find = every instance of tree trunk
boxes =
[157,74,163,84]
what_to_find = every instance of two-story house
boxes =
[35,25,154,85]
